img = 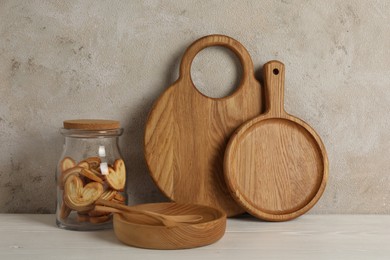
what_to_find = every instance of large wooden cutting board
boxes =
[144,35,263,216]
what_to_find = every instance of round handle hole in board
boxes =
[190,46,242,99]
[273,68,279,75]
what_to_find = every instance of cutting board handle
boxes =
[179,34,255,95]
[263,60,286,117]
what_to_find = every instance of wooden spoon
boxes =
[95,199,203,227]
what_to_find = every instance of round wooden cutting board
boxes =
[224,60,328,221]
[144,35,263,216]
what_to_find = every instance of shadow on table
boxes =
[17,214,122,244]
[93,229,123,246]
[16,214,57,227]
[230,213,267,223]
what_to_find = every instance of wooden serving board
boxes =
[224,60,328,221]
[144,35,263,216]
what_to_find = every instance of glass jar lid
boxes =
[63,119,120,130]
[61,119,123,138]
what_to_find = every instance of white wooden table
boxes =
[1,214,389,259]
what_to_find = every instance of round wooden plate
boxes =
[224,60,328,221]
[144,35,262,216]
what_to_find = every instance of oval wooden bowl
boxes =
[113,203,227,249]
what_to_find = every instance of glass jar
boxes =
[56,119,127,231]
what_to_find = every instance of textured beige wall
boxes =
[1,0,389,213]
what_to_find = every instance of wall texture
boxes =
[1,0,389,214]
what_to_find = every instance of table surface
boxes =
[1,214,389,259]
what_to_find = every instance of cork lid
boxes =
[63,119,120,130]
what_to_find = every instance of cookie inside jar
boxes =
[56,120,126,231]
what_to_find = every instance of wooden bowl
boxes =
[113,202,226,249]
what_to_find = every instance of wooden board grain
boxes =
[224,60,328,221]
[144,35,263,217]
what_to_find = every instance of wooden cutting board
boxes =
[224,60,328,221]
[144,35,263,216]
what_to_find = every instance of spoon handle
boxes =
[95,199,169,220]
[95,199,141,214]
[94,205,122,214]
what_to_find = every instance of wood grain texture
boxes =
[224,60,328,221]
[113,202,226,249]
[63,119,120,130]
[144,35,262,216]
[95,199,203,226]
